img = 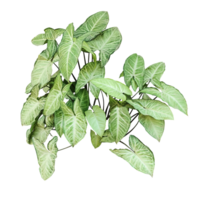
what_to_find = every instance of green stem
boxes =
[119,141,135,153]
[124,120,139,137]
[58,145,72,151]
[83,52,86,65]
[101,91,105,111]
[53,63,59,69]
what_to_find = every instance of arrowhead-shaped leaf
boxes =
[123,54,145,90]
[74,11,109,42]
[76,89,90,113]
[43,75,62,116]
[110,135,155,176]
[58,23,89,81]
[101,129,115,143]
[90,130,102,149]
[47,40,57,60]
[54,108,64,137]
[88,27,122,67]
[31,34,47,46]
[126,99,174,120]
[90,78,132,101]
[109,106,130,143]
[140,82,188,115]
[31,60,52,88]
[139,114,164,141]
[85,105,106,137]
[75,61,105,97]
[61,99,87,146]
[33,136,58,180]
[143,62,165,85]
[21,97,46,126]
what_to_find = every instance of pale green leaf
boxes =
[85,105,106,137]
[126,99,174,120]
[82,41,97,63]
[43,86,50,93]
[47,40,57,60]
[30,84,40,98]
[31,60,52,88]
[44,28,56,40]
[123,54,145,90]
[142,94,151,100]
[139,114,164,141]
[119,71,124,78]
[90,78,132,101]
[58,23,89,81]
[143,62,165,85]
[110,135,155,176]
[109,96,133,111]
[33,137,58,180]
[54,28,65,38]
[52,52,59,63]
[131,78,138,92]
[45,115,54,127]
[43,75,63,116]
[75,61,105,95]
[61,99,87,146]
[140,82,188,115]
[109,106,130,143]
[88,27,122,67]
[25,83,33,94]
[21,97,46,126]
[100,129,116,144]
[31,34,47,46]
[74,11,109,41]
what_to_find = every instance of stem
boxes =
[88,53,90,63]
[119,141,135,153]
[98,98,101,108]
[106,114,110,120]
[132,90,139,98]
[72,73,77,81]
[153,97,157,100]
[105,103,109,115]
[49,133,53,137]
[129,109,134,115]
[93,98,97,106]
[87,84,92,108]
[131,113,138,118]
[83,52,86,65]
[131,113,139,123]
[106,108,110,118]
[124,120,139,137]
[54,63,59,69]
[58,145,71,152]
[101,91,105,111]
[78,60,81,71]
[66,94,73,101]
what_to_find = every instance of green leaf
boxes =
[74,11,109,41]
[43,75,62,115]
[119,71,124,78]
[82,41,97,63]
[33,136,58,180]
[75,61,105,96]
[109,96,133,111]
[88,27,122,67]
[85,105,106,137]
[47,40,57,60]
[54,28,65,38]
[109,106,130,143]
[21,97,46,126]
[142,94,151,100]
[31,34,47,46]
[25,83,33,94]
[61,99,87,146]
[126,99,174,120]
[131,78,138,92]
[45,115,54,127]
[54,109,64,137]
[139,114,164,141]
[140,82,188,115]
[123,54,145,90]
[43,86,50,93]
[44,28,56,40]
[52,52,59,63]
[90,78,132,101]
[30,84,40,99]
[143,62,165,85]
[31,60,52,88]
[58,23,89,81]
[76,89,90,113]
[110,135,155,176]
[88,130,102,149]
[100,129,116,144]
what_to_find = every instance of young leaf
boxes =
[90,78,132,101]
[126,99,174,120]
[44,28,56,40]
[131,78,138,92]
[32,137,58,180]
[85,105,106,137]
[141,82,188,115]
[123,54,145,90]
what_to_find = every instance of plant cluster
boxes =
[18,10,191,182]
